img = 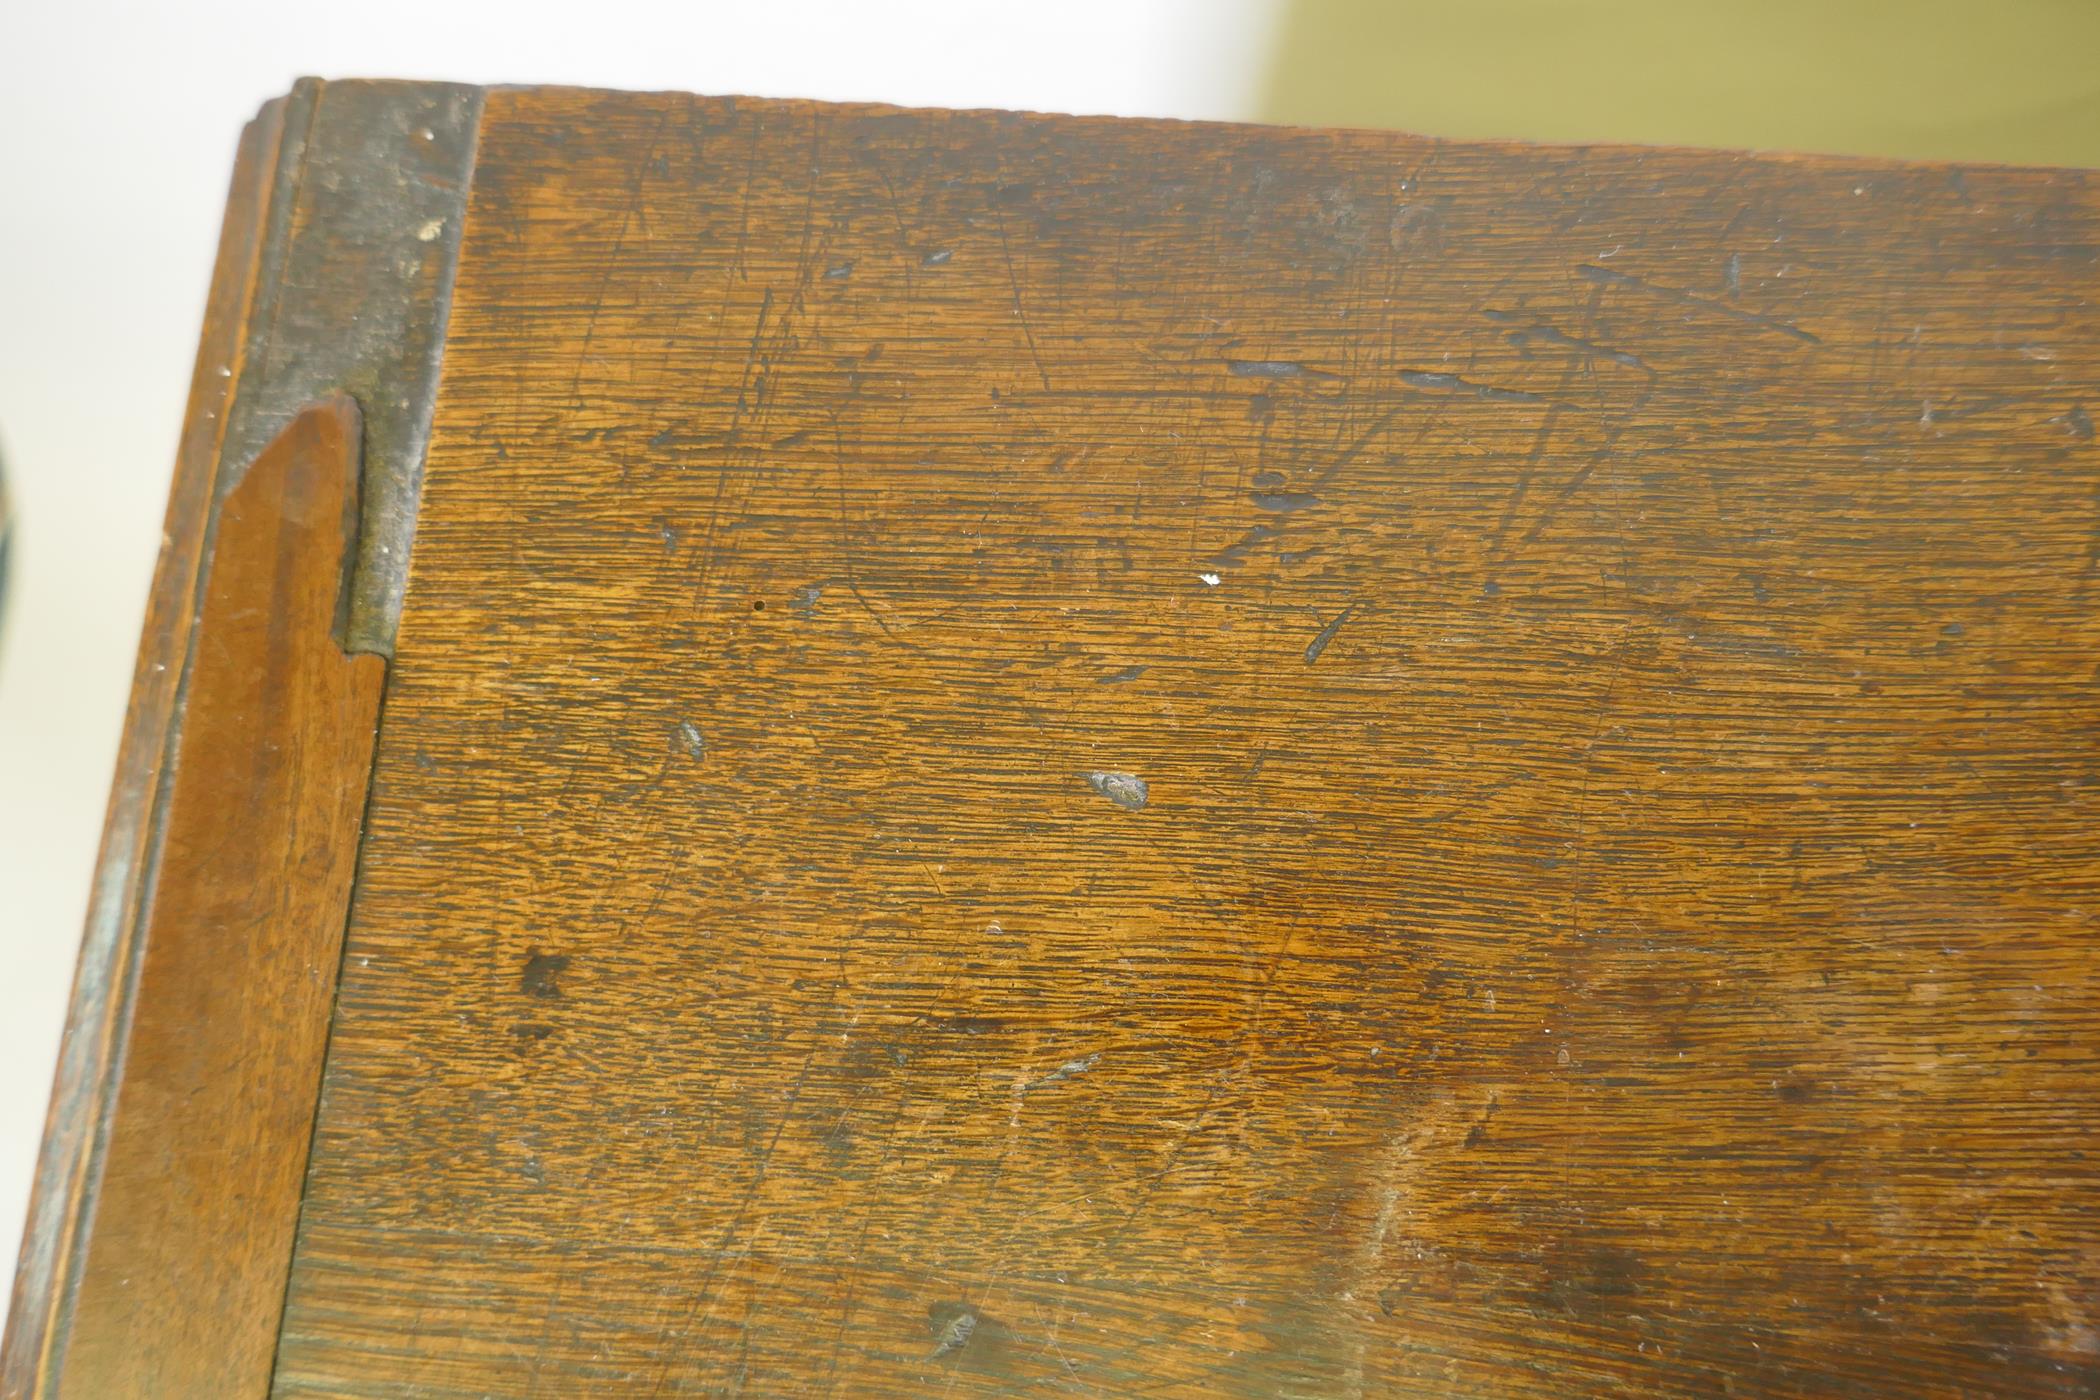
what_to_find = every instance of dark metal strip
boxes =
[218,77,483,655]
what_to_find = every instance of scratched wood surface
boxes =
[275,89,2099,1396]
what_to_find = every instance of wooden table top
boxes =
[9,80,2097,1398]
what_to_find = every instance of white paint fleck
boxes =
[416,218,445,242]
[1083,770,1148,810]
[1198,572,1221,587]
[1027,1052,1100,1090]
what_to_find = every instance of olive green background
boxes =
[1264,0,2100,169]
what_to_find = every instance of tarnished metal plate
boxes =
[219,78,482,655]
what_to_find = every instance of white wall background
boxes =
[0,0,1279,1292]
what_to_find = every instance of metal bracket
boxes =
[218,78,483,655]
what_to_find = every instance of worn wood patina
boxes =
[10,81,2100,1399]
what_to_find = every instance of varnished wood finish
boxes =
[270,91,2098,1396]
[5,79,476,1397]
[2,98,289,1398]
[55,399,385,1397]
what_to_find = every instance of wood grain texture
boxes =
[265,91,2100,1396]
[55,399,384,1397]
[2,97,289,1399]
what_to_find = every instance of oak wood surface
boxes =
[2,97,290,1398]
[56,399,384,1397]
[264,90,2100,1397]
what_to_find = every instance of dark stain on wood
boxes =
[520,952,571,1001]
